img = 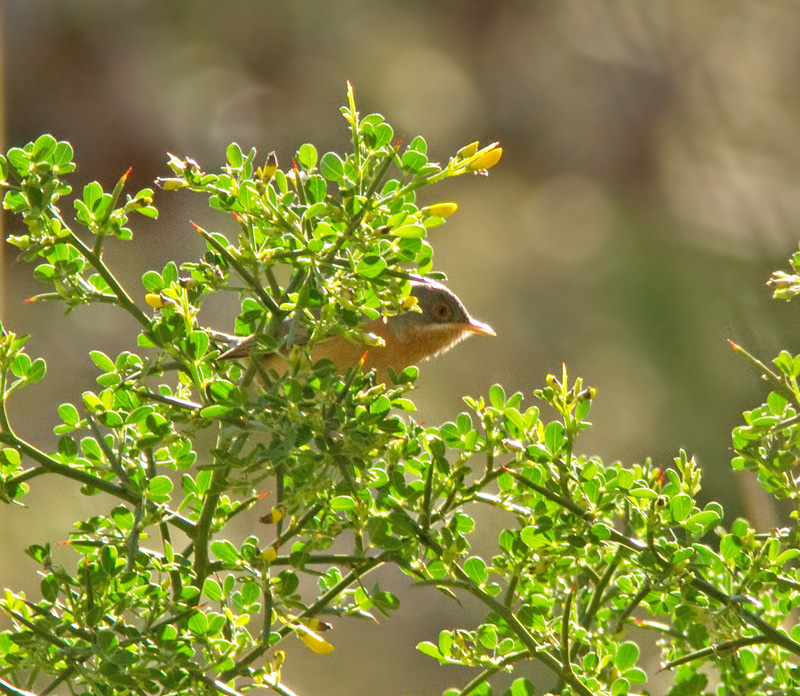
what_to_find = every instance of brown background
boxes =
[3,2,800,694]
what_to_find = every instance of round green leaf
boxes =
[203,578,223,602]
[297,143,317,169]
[147,475,174,502]
[320,152,345,181]
[615,641,639,670]
[463,556,488,585]
[330,495,356,511]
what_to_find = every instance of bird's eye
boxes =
[431,302,452,321]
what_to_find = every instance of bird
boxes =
[219,277,495,376]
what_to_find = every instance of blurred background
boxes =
[3,1,800,693]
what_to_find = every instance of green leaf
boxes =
[297,143,318,169]
[390,223,426,239]
[453,513,474,534]
[10,354,31,378]
[96,629,119,654]
[503,407,525,433]
[623,667,646,685]
[684,510,721,536]
[463,556,488,585]
[767,390,788,414]
[627,487,658,500]
[719,534,740,561]
[304,202,328,221]
[320,152,345,181]
[669,493,693,522]
[162,261,178,285]
[738,647,757,675]
[306,175,327,203]
[58,403,81,427]
[520,526,550,549]
[373,123,394,148]
[508,678,535,696]
[356,256,388,279]
[82,181,104,211]
[489,384,506,408]
[615,641,639,670]
[616,469,634,489]
[774,350,794,375]
[611,677,630,696]
[147,475,174,502]
[31,134,57,163]
[53,141,75,172]
[203,578,223,601]
[7,147,29,175]
[401,150,427,172]
[82,392,103,413]
[241,580,260,606]
[330,495,356,511]
[211,540,240,566]
[0,448,21,467]
[188,611,209,635]
[141,270,163,292]
[438,630,454,659]
[199,404,230,419]
[407,135,427,154]
[26,358,46,384]
[544,421,565,455]
[187,331,209,360]
[417,641,442,660]
[90,350,115,373]
[774,548,800,566]
[208,379,242,405]
[226,143,244,168]
[527,594,550,615]
[473,624,496,651]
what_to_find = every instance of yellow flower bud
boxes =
[300,618,332,632]
[457,141,480,158]
[145,293,165,309]
[299,630,335,655]
[262,547,278,563]
[257,151,279,181]
[401,295,419,311]
[159,179,188,191]
[269,650,285,675]
[468,146,503,172]
[260,506,284,524]
[423,202,458,219]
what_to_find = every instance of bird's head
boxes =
[367,277,495,371]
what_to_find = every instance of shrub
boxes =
[0,84,798,696]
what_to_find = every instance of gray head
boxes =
[377,278,495,364]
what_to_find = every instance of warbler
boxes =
[220,277,495,376]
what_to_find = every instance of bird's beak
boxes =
[466,318,496,337]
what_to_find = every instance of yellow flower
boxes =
[145,293,165,309]
[423,202,458,219]
[260,506,284,524]
[257,151,279,181]
[468,145,503,172]
[299,630,335,655]
[401,294,420,311]
[457,141,480,158]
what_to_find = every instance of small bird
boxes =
[220,277,495,376]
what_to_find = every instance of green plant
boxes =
[0,84,799,696]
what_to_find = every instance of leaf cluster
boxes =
[0,86,798,696]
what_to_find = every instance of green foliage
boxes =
[0,85,799,696]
